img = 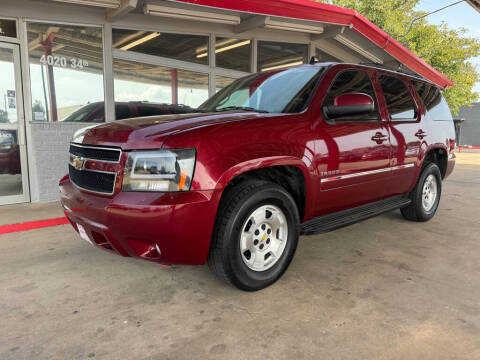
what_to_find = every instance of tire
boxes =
[208,179,300,291]
[401,162,442,222]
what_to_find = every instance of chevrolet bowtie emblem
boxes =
[72,156,86,171]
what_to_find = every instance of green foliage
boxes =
[319,0,480,114]
[0,109,8,123]
[32,100,45,114]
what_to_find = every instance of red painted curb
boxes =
[0,217,69,235]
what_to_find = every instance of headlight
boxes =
[122,149,196,192]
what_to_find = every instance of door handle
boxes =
[371,132,388,144]
[415,129,427,139]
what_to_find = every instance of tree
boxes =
[0,109,8,123]
[320,0,480,114]
[32,100,45,113]
[31,99,47,121]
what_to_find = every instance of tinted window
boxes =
[379,75,416,120]
[323,69,379,122]
[115,104,131,120]
[89,107,105,122]
[137,105,164,117]
[413,81,453,121]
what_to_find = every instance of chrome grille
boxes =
[70,143,121,162]
[68,143,121,195]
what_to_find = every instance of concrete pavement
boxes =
[0,156,479,360]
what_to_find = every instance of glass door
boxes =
[0,42,29,205]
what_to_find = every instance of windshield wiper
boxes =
[214,106,270,113]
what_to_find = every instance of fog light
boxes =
[155,243,162,256]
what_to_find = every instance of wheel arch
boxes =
[215,157,311,221]
[421,144,448,179]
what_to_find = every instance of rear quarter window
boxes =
[413,81,453,121]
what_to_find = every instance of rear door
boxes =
[313,67,392,215]
[376,73,425,196]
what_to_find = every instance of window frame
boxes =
[377,73,419,123]
[321,67,381,125]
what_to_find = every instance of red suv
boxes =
[60,63,456,291]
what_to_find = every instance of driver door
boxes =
[313,67,392,215]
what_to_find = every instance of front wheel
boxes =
[401,162,442,222]
[208,180,300,291]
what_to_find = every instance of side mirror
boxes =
[324,93,374,118]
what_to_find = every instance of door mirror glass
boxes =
[324,92,374,118]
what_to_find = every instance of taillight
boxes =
[449,139,456,152]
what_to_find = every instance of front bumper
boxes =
[59,176,221,265]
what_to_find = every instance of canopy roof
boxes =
[47,0,454,88]
[172,0,454,88]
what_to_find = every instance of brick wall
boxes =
[27,123,88,202]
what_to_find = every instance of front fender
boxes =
[214,156,317,221]
[215,156,312,190]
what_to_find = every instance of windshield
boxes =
[199,66,325,114]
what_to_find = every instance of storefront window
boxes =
[257,41,308,72]
[177,69,209,108]
[215,37,251,72]
[0,19,17,38]
[113,59,209,112]
[27,22,104,122]
[113,29,209,65]
[215,75,236,93]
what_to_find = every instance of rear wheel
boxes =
[401,163,442,222]
[208,180,299,291]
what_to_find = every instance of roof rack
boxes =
[359,62,427,81]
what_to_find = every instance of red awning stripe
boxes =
[0,217,69,235]
[173,0,454,88]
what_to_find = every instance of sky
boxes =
[416,0,480,92]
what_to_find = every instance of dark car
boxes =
[60,101,196,122]
[0,130,20,175]
[60,63,456,291]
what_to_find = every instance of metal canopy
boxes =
[43,0,454,88]
[170,0,454,88]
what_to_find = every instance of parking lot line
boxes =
[0,217,69,235]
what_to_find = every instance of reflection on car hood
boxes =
[77,111,275,150]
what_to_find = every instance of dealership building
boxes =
[0,0,454,205]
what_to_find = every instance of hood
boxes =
[75,111,271,150]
